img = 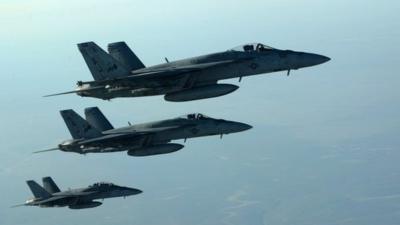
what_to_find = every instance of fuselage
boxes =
[143,49,323,81]
[58,113,252,154]
[110,115,250,140]
[76,43,330,100]
[27,183,142,208]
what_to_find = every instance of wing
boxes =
[81,59,248,88]
[78,125,193,147]
[105,125,193,134]
[35,192,98,205]
[45,58,251,98]
[78,133,141,146]
[35,196,77,205]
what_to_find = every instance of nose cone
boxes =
[312,54,331,65]
[123,187,142,196]
[223,121,253,134]
[297,52,330,68]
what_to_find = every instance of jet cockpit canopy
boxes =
[90,182,114,187]
[230,43,274,52]
[183,113,210,120]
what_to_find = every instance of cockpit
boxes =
[90,182,114,187]
[181,113,210,120]
[230,43,274,52]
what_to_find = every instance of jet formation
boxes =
[18,41,330,210]
[35,107,252,156]
[46,42,330,101]
[14,177,141,209]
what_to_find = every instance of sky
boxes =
[0,0,400,224]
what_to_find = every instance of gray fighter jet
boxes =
[46,42,330,101]
[14,177,142,209]
[35,107,252,156]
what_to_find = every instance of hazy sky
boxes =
[1,0,399,225]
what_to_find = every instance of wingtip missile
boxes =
[43,86,105,97]
[43,90,80,97]
[10,203,26,208]
[33,147,59,154]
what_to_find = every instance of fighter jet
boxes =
[13,177,142,209]
[35,107,252,156]
[45,42,330,101]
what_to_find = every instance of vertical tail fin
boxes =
[107,42,145,71]
[77,42,130,81]
[84,107,114,131]
[60,109,102,139]
[26,180,52,199]
[42,177,61,194]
